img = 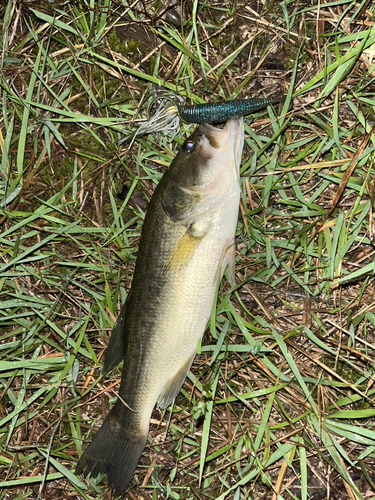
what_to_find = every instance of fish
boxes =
[75,117,244,496]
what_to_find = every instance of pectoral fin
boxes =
[164,226,204,273]
[158,352,196,408]
[103,301,126,376]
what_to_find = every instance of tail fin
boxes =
[76,404,148,496]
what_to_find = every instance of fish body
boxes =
[76,118,244,496]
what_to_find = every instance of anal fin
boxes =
[158,352,196,408]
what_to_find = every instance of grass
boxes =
[1,0,375,498]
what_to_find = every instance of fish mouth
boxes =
[199,118,244,171]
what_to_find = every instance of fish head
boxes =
[161,118,244,224]
[168,117,244,194]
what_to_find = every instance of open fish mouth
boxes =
[199,118,244,171]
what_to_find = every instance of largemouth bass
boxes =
[76,117,244,496]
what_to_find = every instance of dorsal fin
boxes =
[103,301,127,375]
[158,351,196,408]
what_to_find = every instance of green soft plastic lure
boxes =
[178,96,282,123]
[120,91,283,145]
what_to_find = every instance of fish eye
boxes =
[184,140,195,153]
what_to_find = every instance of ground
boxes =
[1,1,375,499]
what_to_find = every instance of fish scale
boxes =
[76,118,244,496]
